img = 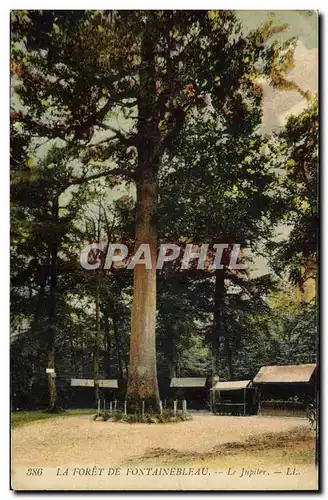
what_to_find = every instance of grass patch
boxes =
[11,408,96,428]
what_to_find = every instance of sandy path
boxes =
[12,414,310,468]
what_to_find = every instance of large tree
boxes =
[11,10,303,410]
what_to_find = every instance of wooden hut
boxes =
[70,379,119,407]
[169,377,207,409]
[210,380,257,416]
[253,364,317,417]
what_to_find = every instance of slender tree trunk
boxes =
[212,270,225,377]
[224,336,234,380]
[169,363,177,379]
[33,262,48,324]
[80,339,85,378]
[168,327,177,378]
[112,310,124,381]
[103,310,111,379]
[93,282,100,404]
[47,345,58,412]
[46,197,59,412]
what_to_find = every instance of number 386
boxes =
[26,468,43,476]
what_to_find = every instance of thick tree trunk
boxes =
[212,271,225,377]
[126,25,162,413]
[126,180,160,413]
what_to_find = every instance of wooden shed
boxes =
[169,377,207,409]
[70,379,119,407]
[253,364,317,416]
[210,380,257,416]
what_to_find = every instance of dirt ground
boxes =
[11,413,318,491]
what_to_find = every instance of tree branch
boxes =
[66,168,124,188]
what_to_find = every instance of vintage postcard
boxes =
[10,9,319,491]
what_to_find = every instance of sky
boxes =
[239,10,318,135]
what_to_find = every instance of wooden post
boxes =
[124,400,127,416]
[97,399,100,416]
[103,399,106,411]
[114,399,117,411]
[109,401,113,414]
[159,400,163,415]
[173,400,177,416]
[183,399,187,414]
[142,400,145,417]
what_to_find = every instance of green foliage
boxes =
[11,10,301,168]
[156,105,285,379]
[268,99,318,291]
[159,110,282,246]
[230,292,317,379]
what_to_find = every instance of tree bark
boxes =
[126,180,160,413]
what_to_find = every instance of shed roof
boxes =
[170,377,207,388]
[253,364,316,384]
[100,379,118,388]
[70,379,118,388]
[211,380,251,391]
[71,378,94,387]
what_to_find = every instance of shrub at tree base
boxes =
[93,410,192,424]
